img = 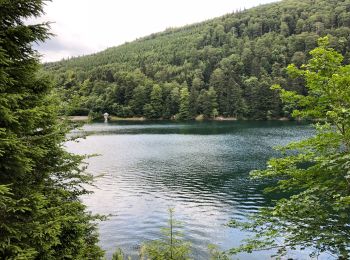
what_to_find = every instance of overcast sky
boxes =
[31,0,280,62]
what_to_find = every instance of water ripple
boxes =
[65,121,314,259]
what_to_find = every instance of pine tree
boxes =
[0,1,103,258]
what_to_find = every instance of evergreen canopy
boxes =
[0,1,103,258]
[46,0,350,120]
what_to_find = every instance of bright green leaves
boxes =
[276,37,350,124]
[231,37,350,258]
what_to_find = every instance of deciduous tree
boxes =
[230,37,350,259]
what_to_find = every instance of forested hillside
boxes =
[45,0,350,120]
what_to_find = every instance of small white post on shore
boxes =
[103,112,109,123]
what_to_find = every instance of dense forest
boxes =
[45,0,350,119]
[2,1,350,259]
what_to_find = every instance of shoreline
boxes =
[66,115,293,122]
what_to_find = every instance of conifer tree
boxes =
[141,209,191,260]
[0,1,103,258]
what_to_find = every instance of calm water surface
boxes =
[66,121,315,259]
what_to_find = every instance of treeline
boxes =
[46,0,350,119]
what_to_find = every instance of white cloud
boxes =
[31,0,280,62]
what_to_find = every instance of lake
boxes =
[66,121,314,259]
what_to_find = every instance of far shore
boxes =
[66,115,292,122]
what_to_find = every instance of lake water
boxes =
[66,121,314,259]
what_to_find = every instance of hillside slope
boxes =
[45,0,350,119]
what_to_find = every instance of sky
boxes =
[31,0,280,62]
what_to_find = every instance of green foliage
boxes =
[230,37,350,258]
[208,245,230,260]
[112,248,131,260]
[0,1,103,259]
[178,87,191,120]
[112,211,231,260]
[168,85,181,118]
[88,110,102,121]
[44,0,350,120]
[131,85,149,116]
[141,209,191,260]
[144,84,163,119]
[197,87,218,118]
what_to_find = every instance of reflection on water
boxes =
[66,121,313,259]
